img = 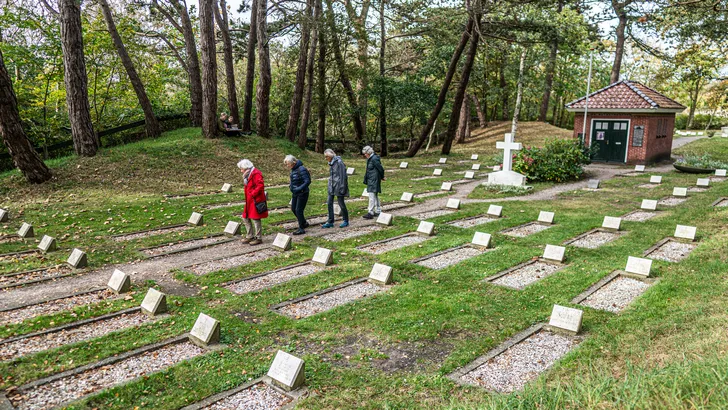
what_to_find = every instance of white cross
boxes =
[496,133,522,172]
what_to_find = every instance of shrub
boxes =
[675,114,728,130]
[512,138,591,182]
[675,154,728,169]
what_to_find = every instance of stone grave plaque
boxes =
[641,199,658,211]
[188,212,204,226]
[716,169,727,177]
[602,216,622,231]
[289,199,293,206]
[312,247,333,266]
[464,171,475,179]
[400,192,414,202]
[224,221,242,236]
[548,304,583,334]
[267,350,305,391]
[18,222,34,239]
[538,211,555,225]
[673,187,688,197]
[674,225,696,241]
[439,157,447,164]
[221,183,233,193]
[38,235,57,253]
[543,244,566,263]
[471,154,479,160]
[399,162,408,169]
[446,198,461,209]
[635,165,646,172]
[649,175,662,184]
[362,189,369,197]
[107,269,131,293]
[493,165,502,171]
[487,204,503,217]
[472,164,481,170]
[433,168,443,176]
[587,179,600,189]
[140,288,168,316]
[472,232,492,248]
[376,212,393,226]
[0,208,7,222]
[441,182,453,191]
[625,256,652,277]
[67,248,88,269]
[273,233,293,251]
[347,167,356,175]
[369,263,393,285]
[189,312,220,347]
[696,178,710,187]
[417,221,435,236]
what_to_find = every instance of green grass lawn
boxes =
[2,127,728,409]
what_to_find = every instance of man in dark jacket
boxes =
[322,149,350,228]
[285,155,311,235]
[362,145,385,219]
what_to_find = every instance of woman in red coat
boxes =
[238,159,268,245]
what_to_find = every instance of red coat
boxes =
[242,168,268,219]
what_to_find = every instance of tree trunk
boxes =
[298,0,321,149]
[344,0,371,140]
[379,0,387,156]
[58,0,98,156]
[456,96,469,143]
[98,0,161,138]
[285,0,313,142]
[256,0,272,138]
[499,49,508,121]
[687,79,700,129]
[315,7,327,153]
[511,48,527,138]
[199,0,218,138]
[242,0,258,132]
[166,0,203,126]
[539,1,562,122]
[470,94,486,128]
[215,0,240,126]
[610,0,629,84]
[404,17,474,157]
[0,50,52,184]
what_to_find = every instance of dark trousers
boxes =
[327,194,349,223]
[291,192,309,229]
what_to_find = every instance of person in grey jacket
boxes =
[362,145,385,219]
[322,149,349,228]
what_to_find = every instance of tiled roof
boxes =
[566,80,686,110]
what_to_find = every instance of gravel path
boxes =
[281,215,329,230]
[647,240,697,262]
[203,382,292,409]
[416,191,446,198]
[410,209,456,220]
[580,276,651,313]
[357,235,428,255]
[658,197,688,206]
[412,176,439,181]
[491,262,561,290]
[0,289,115,327]
[622,211,658,222]
[112,225,190,242]
[142,236,231,257]
[227,264,324,294]
[0,311,150,361]
[9,341,205,410]
[415,247,484,270]
[460,330,579,393]
[1,265,75,288]
[321,226,382,241]
[501,222,551,237]
[190,249,280,275]
[277,281,383,318]
[448,216,498,228]
[203,201,245,210]
[567,231,621,249]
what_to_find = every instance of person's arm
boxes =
[301,166,312,189]
[375,157,385,180]
[250,171,265,199]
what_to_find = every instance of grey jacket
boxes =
[328,156,349,197]
[363,154,385,193]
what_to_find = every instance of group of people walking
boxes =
[235,146,385,244]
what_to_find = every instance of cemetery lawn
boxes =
[2,127,728,409]
[673,136,728,162]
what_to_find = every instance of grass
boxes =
[2,125,728,409]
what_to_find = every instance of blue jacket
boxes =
[289,160,311,195]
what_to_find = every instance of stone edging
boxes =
[180,246,276,274]
[354,232,423,251]
[642,236,696,258]
[571,271,658,306]
[0,287,107,313]
[498,221,551,235]
[0,265,88,291]
[446,214,503,226]
[562,228,626,246]
[0,249,40,259]
[178,376,310,410]
[219,261,318,288]
[137,234,236,259]
[269,277,383,315]
[110,223,188,239]
[483,258,566,285]
[710,197,727,207]
[408,244,479,264]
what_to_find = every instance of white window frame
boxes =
[589,118,632,163]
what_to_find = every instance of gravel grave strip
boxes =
[416,247,484,270]
[0,265,75,287]
[491,262,562,290]
[277,281,384,318]
[622,211,658,222]
[112,225,190,242]
[0,235,22,245]
[688,187,708,192]
[0,251,40,263]
[637,184,659,189]
[412,176,439,181]
[647,240,697,262]
[281,215,329,230]
[448,216,497,228]
[190,249,280,275]
[501,223,551,237]
[710,176,726,182]
[321,225,382,241]
[0,290,115,327]
[357,235,428,255]
[449,179,471,185]
[658,197,687,206]
[142,236,230,257]
[381,202,412,212]
[9,341,205,410]
[460,330,579,393]
[568,231,621,249]
[415,191,445,198]
[580,276,651,313]
[0,312,151,361]
[411,209,456,220]
[227,264,324,294]
[204,201,246,210]
[203,382,292,410]
[714,199,728,207]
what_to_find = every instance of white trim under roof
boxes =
[566,108,685,114]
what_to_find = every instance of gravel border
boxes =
[272,277,386,319]
[500,222,552,237]
[658,197,688,206]
[711,198,728,207]
[202,200,246,210]
[637,184,659,189]
[199,381,294,410]
[186,248,280,275]
[0,265,82,290]
[416,191,446,198]
[411,176,440,181]
[0,288,114,327]
[225,262,325,295]
[485,259,564,290]
[447,215,499,228]
[688,187,709,193]
[644,238,697,262]
[180,377,308,410]
[111,224,190,242]
[411,245,487,270]
[321,225,383,241]
[577,273,652,313]
[621,210,659,222]
[0,235,22,245]
[410,209,456,220]
[356,233,429,255]
[139,234,235,257]
[0,249,40,260]
[563,229,623,249]
[164,191,218,199]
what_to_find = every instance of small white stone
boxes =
[107,269,131,293]
[376,212,393,226]
[369,263,393,285]
[674,225,697,241]
[439,157,447,164]
[417,221,435,236]
[464,171,476,179]
[189,312,220,347]
[312,247,333,266]
[38,235,57,253]
[433,168,443,176]
[400,192,414,202]
[487,204,503,217]
[441,182,452,191]
[696,178,710,187]
[549,304,583,334]
[493,165,501,171]
[641,199,658,210]
[17,222,34,238]
[221,183,233,193]
[672,187,688,197]
[471,154,479,160]
[140,288,168,316]
[625,256,652,277]
[602,216,622,231]
[587,179,600,189]
[399,162,408,169]
[272,233,293,251]
[333,203,342,216]
[471,232,492,248]
[715,169,726,177]
[188,212,204,226]
[346,167,356,175]
[538,211,555,224]
[0,208,7,222]
[542,244,566,263]
[649,175,662,184]
[446,198,461,209]
[361,189,369,197]
[224,221,241,236]
[472,164,481,170]
[635,165,646,172]
[66,248,88,269]
[267,350,305,391]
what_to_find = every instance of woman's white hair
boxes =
[324,148,336,157]
[237,159,254,169]
[362,146,374,155]
[283,154,297,165]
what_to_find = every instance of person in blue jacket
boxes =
[285,155,311,235]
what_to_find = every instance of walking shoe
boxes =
[339,221,349,228]
[292,229,306,235]
[241,237,253,243]
[321,222,334,228]
[362,213,374,219]
[249,239,262,246]
[304,221,310,228]
[373,213,381,217]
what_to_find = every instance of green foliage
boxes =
[513,138,591,182]
[675,114,728,130]
[674,154,728,169]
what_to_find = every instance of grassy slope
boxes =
[2,127,727,409]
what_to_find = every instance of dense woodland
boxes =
[0,0,726,183]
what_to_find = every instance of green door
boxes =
[591,120,629,163]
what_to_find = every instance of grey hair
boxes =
[324,149,336,157]
[362,146,374,155]
[237,159,254,169]
[283,154,297,165]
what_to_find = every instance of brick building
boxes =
[565,80,686,164]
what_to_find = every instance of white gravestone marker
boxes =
[625,256,652,277]
[333,203,342,216]
[417,221,435,236]
[641,199,658,211]
[472,164,481,170]
[649,175,662,184]
[107,269,131,293]
[543,244,566,263]
[472,232,492,248]
[0,208,7,222]
[674,225,697,241]
[440,182,452,191]
[312,247,333,266]
[399,162,408,169]
[696,178,710,187]
[538,211,555,225]
[347,167,356,175]
[487,204,503,217]
[189,312,220,347]
[221,183,233,193]
[439,157,447,164]
[272,233,292,251]
[38,235,57,253]
[673,187,688,197]
[361,189,369,197]
[493,165,502,171]
[487,133,526,186]
[224,221,241,236]
[446,198,461,209]
[464,171,475,179]
[376,212,393,226]
[549,305,583,334]
[433,168,443,176]
[587,179,600,189]
[18,222,34,239]
[67,248,88,269]
[140,288,168,316]
[471,154,479,160]
[715,169,726,177]
[369,263,393,285]
[400,192,414,202]
[267,350,305,391]
[602,216,622,231]
[188,212,204,226]
[635,165,646,172]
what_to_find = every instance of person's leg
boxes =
[250,219,262,243]
[242,217,253,242]
[338,196,349,227]
[326,194,335,224]
[373,193,382,214]
[367,192,377,215]
[291,195,299,222]
[298,191,309,228]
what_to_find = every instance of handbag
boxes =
[254,198,268,214]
